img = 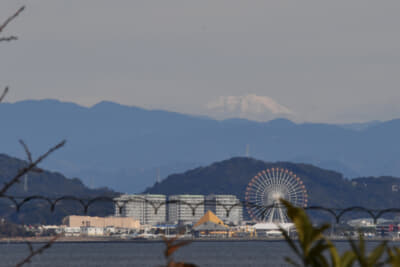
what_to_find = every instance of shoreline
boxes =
[0,236,398,244]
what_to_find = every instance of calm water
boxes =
[0,241,393,267]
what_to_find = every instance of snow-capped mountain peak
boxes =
[206,94,293,121]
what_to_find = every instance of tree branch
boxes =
[0,140,66,196]
[0,5,59,267]
[0,86,8,103]
[18,140,33,164]
[0,6,25,34]
[15,236,59,267]
[0,6,25,43]
[0,36,18,42]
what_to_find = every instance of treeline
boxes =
[0,154,118,225]
[145,157,400,210]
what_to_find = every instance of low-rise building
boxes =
[193,210,229,237]
[63,227,81,237]
[376,221,399,237]
[81,227,104,236]
[62,215,140,229]
[252,222,294,237]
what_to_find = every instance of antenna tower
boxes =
[24,174,28,192]
[156,168,161,183]
[245,144,250,157]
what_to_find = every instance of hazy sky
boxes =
[1,0,400,123]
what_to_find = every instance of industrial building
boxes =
[62,215,140,229]
[168,195,205,224]
[114,194,167,225]
[113,194,244,226]
[205,194,243,225]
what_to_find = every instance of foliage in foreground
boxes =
[161,235,198,267]
[280,199,400,267]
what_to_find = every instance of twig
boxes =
[15,235,59,267]
[0,6,25,34]
[0,5,59,267]
[26,242,33,254]
[0,36,18,42]
[0,140,66,196]
[19,140,33,164]
[0,6,25,43]
[0,86,8,103]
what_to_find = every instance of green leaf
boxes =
[280,199,335,267]
[340,251,356,267]
[348,237,366,266]
[280,226,302,259]
[308,239,329,258]
[387,247,400,266]
[327,240,341,266]
[359,234,365,259]
[307,240,331,267]
[368,241,387,264]
[314,253,330,267]
[284,256,302,267]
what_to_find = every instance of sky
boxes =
[1,0,400,123]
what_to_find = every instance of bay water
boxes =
[0,241,393,267]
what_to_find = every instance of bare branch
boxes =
[0,86,8,103]
[15,235,58,267]
[0,36,17,42]
[0,5,59,267]
[0,6,25,34]
[0,6,25,43]
[0,140,66,196]
[26,242,34,254]
[19,140,33,163]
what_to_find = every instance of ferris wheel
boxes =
[245,168,308,223]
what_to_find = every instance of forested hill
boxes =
[145,157,400,209]
[0,154,117,224]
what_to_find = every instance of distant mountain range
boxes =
[145,157,400,212]
[1,99,400,193]
[0,154,116,224]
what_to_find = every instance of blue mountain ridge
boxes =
[1,99,399,193]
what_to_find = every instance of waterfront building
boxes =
[252,222,294,237]
[168,195,204,224]
[62,215,140,229]
[205,195,243,225]
[347,218,391,228]
[81,227,104,236]
[114,194,167,225]
[376,221,399,237]
[193,210,229,237]
[63,227,81,237]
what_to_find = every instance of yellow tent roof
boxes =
[194,210,228,228]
